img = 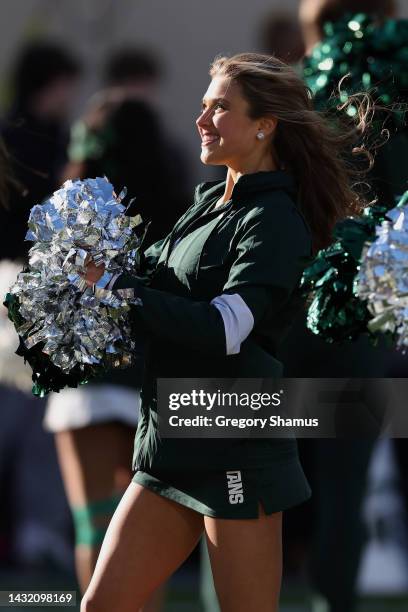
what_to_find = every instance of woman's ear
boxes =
[259,116,278,138]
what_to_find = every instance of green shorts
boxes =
[132,459,311,519]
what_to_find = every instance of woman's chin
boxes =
[200,150,224,166]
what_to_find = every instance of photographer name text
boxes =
[168,415,319,429]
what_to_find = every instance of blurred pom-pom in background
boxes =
[301,193,408,346]
[356,191,408,348]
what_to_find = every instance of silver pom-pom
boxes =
[10,177,143,374]
[355,191,408,348]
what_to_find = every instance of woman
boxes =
[81,53,369,611]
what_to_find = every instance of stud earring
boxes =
[256,131,265,140]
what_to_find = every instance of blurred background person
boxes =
[65,47,189,247]
[0,40,81,261]
[258,10,305,65]
[43,47,190,610]
[276,2,408,611]
[0,41,82,579]
[103,46,162,101]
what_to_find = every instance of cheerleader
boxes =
[81,52,371,611]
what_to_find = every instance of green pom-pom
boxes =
[303,13,408,132]
[301,194,403,344]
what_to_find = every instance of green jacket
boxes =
[114,170,312,471]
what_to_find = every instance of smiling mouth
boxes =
[201,136,220,146]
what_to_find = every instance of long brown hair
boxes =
[210,52,373,253]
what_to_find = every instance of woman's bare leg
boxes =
[81,481,204,612]
[204,503,282,612]
[55,423,167,610]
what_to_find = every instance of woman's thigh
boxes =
[204,503,282,612]
[81,481,204,612]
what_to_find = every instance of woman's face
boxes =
[196,75,264,168]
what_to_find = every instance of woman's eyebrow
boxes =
[201,96,230,105]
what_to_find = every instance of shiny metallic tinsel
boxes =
[10,177,143,375]
[356,192,408,347]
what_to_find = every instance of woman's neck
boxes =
[220,156,278,203]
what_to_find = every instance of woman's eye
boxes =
[201,102,224,112]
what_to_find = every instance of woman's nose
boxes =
[196,108,213,129]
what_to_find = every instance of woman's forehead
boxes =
[203,76,238,102]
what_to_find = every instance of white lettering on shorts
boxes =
[226,470,244,504]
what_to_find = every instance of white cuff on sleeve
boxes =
[210,293,254,355]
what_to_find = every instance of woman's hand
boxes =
[82,256,105,287]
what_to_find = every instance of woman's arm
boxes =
[113,203,312,356]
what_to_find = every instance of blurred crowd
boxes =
[0,1,407,611]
